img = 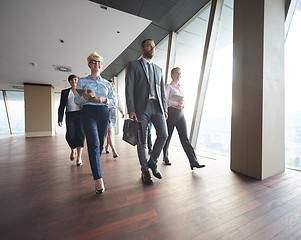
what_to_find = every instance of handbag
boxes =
[122,119,143,146]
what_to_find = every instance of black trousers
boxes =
[65,111,85,149]
[163,107,197,164]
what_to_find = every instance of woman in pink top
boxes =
[163,67,205,170]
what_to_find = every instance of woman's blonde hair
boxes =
[87,52,103,63]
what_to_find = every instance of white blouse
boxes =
[67,90,81,112]
[165,81,184,108]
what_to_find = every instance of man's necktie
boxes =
[147,62,156,99]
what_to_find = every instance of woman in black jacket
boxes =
[58,74,85,166]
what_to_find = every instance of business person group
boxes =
[58,39,205,194]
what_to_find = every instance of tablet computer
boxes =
[76,88,90,96]
[172,94,184,102]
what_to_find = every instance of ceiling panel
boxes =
[0,0,210,91]
[0,0,150,92]
[91,0,210,79]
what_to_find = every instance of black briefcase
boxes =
[122,119,143,146]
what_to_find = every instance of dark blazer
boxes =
[125,59,167,116]
[58,88,71,122]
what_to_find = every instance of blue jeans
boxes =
[137,101,168,172]
[81,105,110,180]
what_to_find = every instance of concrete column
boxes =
[231,0,285,179]
[24,83,55,137]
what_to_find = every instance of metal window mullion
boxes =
[189,0,224,147]
[165,31,178,84]
[2,90,13,134]
[285,0,298,39]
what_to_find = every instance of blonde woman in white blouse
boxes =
[163,67,205,170]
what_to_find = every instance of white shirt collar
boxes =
[142,57,152,65]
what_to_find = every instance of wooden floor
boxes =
[1,134,301,240]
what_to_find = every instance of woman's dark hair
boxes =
[68,74,79,82]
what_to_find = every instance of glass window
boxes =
[152,35,169,80]
[0,91,10,134]
[196,0,233,155]
[285,0,301,170]
[6,91,25,134]
[171,4,211,146]
[55,92,66,133]
[148,36,169,143]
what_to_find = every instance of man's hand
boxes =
[164,112,168,120]
[129,112,137,120]
[58,122,62,127]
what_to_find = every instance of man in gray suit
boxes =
[125,39,168,184]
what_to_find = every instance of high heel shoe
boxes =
[190,162,205,170]
[76,159,82,167]
[112,150,119,158]
[95,179,105,194]
[70,151,75,161]
[105,146,110,154]
[95,188,105,194]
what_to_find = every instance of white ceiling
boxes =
[0,0,150,92]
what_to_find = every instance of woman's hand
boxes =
[177,103,184,109]
[91,97,107,103]
[177,99,184,109]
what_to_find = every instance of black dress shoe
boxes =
[190,161,205,170]
[141,170,153,185]
[148,162,162,179]
[163,157,171,165]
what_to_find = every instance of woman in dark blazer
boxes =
[58,74,85,166]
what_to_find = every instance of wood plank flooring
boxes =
[1,133,301,240]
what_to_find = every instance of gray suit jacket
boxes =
[125,59,167,116]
